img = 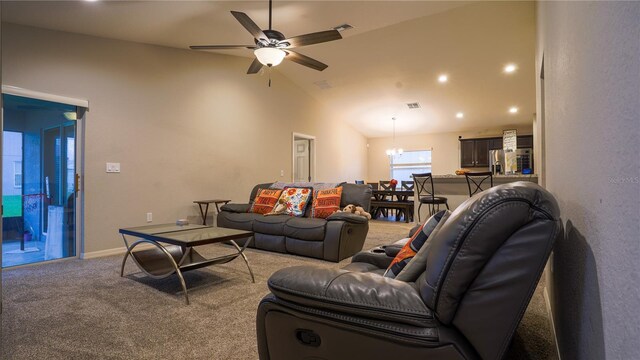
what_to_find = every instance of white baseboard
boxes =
[80,243,155,259]
[543,286,562,360]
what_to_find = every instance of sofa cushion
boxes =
[217,212,262,231]
[311,187,343,219]
[253,215,292,236]
[340,183,372,211]
[278,187,313,217]
[221,203,250,213]
[250,188,283,215]
[284,217,326,241]
[249,183,276,203]
[285,237,324,259]
[395,211,451,282]
[384,210,447,279]
[254,233,287,253]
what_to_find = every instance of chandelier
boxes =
[385,117,403,156]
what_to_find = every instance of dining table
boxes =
[370,189,415,223]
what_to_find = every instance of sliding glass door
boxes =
[2,94,77,267]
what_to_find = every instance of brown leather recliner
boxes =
[256,181,562,360]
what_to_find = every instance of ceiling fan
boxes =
[189,0,342,74]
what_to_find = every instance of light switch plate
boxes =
[106,162,121,173]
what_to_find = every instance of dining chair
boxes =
[399,181,415,222]
[378,181,395,218]
[355,180,365,184]
[366,182,379,190]
[464,171,494,197]
[379,181,393,191]
[401,181,414,192]
[412,173,449,222]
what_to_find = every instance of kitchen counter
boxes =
[432,174,539,179]
[413,174,538,222]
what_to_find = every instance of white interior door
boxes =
[294,139,310,182]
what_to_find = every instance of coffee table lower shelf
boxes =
[119,225,254,305]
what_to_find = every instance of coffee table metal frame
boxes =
[119,224,254,305]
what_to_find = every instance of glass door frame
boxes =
[41,121,77,259]
[1,85,88,265]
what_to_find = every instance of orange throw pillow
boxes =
[311,187,343,219]
[250,188,283,215]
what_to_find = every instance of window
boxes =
[14,161,22,189]
[390,150,432,182]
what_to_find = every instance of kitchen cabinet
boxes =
[489,138,503,150]
[517,135,533,149]
[460,138,491,167]
[460,135,534,168]
[460,140,475,167]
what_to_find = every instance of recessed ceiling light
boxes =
[456,112,464,119]
[438,74,448,83]
[509,106,519,114]
[504,64,517,73]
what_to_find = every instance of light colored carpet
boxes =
[1,220,555,359]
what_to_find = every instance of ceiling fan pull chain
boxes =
[268,66,272,87]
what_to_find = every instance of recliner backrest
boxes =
[418,181,561,360]
[340,183,372,212]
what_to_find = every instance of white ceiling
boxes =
[1,1,536,138]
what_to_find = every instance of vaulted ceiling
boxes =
[2,1,536,138]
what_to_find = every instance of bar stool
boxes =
[412,173,449,222]
[464,171,494,197]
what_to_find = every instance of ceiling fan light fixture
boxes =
[254,47,286,67]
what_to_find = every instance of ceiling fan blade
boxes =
[190,45,255,50]
[285,50,328,71]
[231,11,268,42]
[247,58,263,74]
[280,30,342,48]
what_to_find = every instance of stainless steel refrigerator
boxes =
[489,149,533,175]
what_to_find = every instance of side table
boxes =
[193,199,231,225]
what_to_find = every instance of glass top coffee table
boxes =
[119,224,254,305]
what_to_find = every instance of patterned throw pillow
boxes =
[249,188,283,215]
[311,187,343,219]
[384,210,447,279]
[278,187,313,217]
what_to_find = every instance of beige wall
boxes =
[537,2,640,359]
[1,23,367,254]
[366,125,532,181]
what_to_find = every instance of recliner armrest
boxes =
[326,212,368,224]
[220,203,251,213]
[267,265,433,327]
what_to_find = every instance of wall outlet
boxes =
[280,170,284,177]
[146,212,152,222]
[106,162,121,173]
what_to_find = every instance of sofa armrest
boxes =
[220,203,251,213]
[326,212,368,224]
[267,265,433,327]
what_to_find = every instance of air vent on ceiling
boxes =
[332,24,354,32]
[313,80,332,90]
[407,102,421,109]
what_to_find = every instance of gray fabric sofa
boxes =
[217,182,372,262]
